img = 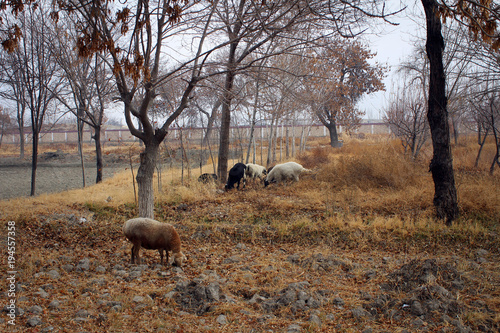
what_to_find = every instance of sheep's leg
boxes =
[165,251,170,266]
[159,249,164,265]
[130,245,135,264]
[132,245,141,264]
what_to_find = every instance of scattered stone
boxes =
[248,293,267,304]
[260,282,323,314]
[174,280,225,315]
[410,300,425,316]
[107,301,123,308]
[28,305,43,315]
[216,314,228,325]
[287,323,301,332]
[362,328,373,333]
[95,266,106,273]
[75,309,89,318]
[110,305,122,312]
[351,307,371,321]
[206,283,221,301]
[412,317,425,328]
[47,270,60,279]
[223,255,242,264]
[76,258,91,272]
[476,257,488,264]
[133,296,145,303]
[385,259,461,293]
[114,270,128,277]
[172,267,184,275]
[286,254,301,264]
[308,314,322,326]
[126,270,142,281]
[48,299,61,310]
[364,270,377,279]
[177,203,188,211]
[41,326,54,332]
[61,264,74,272]
[475,249,488,257]
[35,289,49,299]
[332,297,345,307]
[26,316,42,327]
[236,243,247,250]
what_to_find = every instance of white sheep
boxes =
[264,161,312,187]
[245,163,267,183]
[123,218,186,267]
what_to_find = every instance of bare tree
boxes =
[0,46,27,158]
[385,81,429,159]
[296,38,385,147]
[211,0,398,182]
[468,84,500,173]
[5,5,63,196]
[0,106,12,147]
[420,0,500,224]
[51,0,219,218]
[51,17,116,184]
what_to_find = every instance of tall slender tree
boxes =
[7,5,63,196]
[420,0,500,224]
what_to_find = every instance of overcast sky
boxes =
[359,1,425,119]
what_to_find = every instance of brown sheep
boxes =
[123,218,186,267]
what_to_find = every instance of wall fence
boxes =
[2,122,392,146]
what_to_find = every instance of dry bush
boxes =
[318,142,425,191]
[296,146,331,169]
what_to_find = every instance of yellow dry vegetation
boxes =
[0,135,498,332]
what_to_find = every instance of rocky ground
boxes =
[1,211,498,333]
[1,145,498,332]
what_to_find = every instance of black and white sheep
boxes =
[245,163,267,183]
[198,173,218,184]
[264,161,312,187]
[123,218,186,267]
[225,162,246,190]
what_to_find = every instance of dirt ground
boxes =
[0,152,128,200]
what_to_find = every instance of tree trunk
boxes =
[136,141,159,219]
[267,116,275,166]
[30,133,39,196]
[203,98,221,146]
[94,126,103,183]
[490,115,500,174]
[328,120,340,147]
[18,117,25,159]
[422,0,459,225]
[474,127,488,168]
[77,116,86,187]
[245,86,259,164]
[218,68,236,184]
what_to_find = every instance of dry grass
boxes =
[0,136,499,332]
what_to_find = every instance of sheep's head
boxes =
[173,252,186,267]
